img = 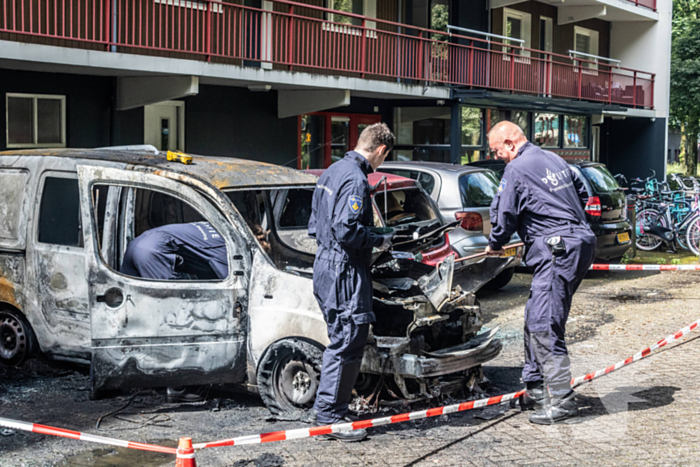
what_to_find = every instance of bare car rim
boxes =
[257,339,323,418]
[0,311,30,364]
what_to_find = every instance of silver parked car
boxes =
[380,161,523,290]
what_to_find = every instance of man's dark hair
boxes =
[356,123,395,154]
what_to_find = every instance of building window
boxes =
[539,16,553,53]
[430,0,449,41]
[393,106,451,162]
[503,8,531,56]
[6,93,66,148]
[153,0,223,13]
[327,0,376,26]
[574,26,599,69]
[564,115,588,148]
[461,107,482,147]
[486,109,506,134]
[534,113,560,148]
[460,107,483,164]
[512,111,530,137]
[328,0,363,25]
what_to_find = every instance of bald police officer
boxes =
[485,121,596,425]
[308,123,395,441]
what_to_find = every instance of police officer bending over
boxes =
[308,123,396,442]
[121,221,228,403]
[485,121,596,425]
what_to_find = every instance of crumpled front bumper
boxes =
[362,327,502,378]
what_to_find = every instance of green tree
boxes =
[671,0,700,175]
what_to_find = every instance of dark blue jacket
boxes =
[121,222,228,280]
[489,142,590,250]
[308,151,384,262]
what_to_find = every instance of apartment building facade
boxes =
[0,0,670,179]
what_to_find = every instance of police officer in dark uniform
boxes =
[120,221,228,402]
[308,123,395,441]
[485,121,596,425]
[121,221,228,280]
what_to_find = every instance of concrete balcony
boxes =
[0,0,654,108]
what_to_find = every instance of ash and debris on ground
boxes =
[3,255,700,466]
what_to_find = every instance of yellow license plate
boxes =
[503,247,517,257]
[617,232,630,243]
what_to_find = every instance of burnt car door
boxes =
[77,165,249,391]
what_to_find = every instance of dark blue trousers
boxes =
[312,255,373,424]
[522,228,596,396]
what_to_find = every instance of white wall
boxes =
[609,1,672,119]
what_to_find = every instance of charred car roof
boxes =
[0,148,318,189]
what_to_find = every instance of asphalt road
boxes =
[2,265,700,466]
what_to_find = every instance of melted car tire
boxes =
[257,338,323,420]
[0,308,38,366]
[483,267,514,291]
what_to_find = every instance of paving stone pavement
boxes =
[2,270,700,466]
[195,271,700,467]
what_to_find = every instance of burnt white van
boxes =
[0,147,501,418]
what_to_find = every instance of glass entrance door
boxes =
[299,113,381,169]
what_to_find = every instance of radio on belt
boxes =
[167,150,193,165]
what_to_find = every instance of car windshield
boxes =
[374,188,437,227]
[582,166,619,193]
[459,171,499,208]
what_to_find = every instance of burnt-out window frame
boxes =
[371,186,442,228]
[89,180,234,283]
[36,172,83,248]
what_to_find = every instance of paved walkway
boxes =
[2,269,700,466]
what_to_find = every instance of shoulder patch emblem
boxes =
[498,178,507,194]
[348,195,363,214]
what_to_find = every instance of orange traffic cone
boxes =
[175,437,197,467]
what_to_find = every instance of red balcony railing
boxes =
[625,0,656,12]
[0,0,655,109]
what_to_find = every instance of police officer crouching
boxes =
[485,121,596,425]
[308,123,396,441]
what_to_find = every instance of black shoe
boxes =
[528,391,579,425]
[509,385,549,411]
[308,409,359,425]
[166,386,206,403]
[317,429,368,442]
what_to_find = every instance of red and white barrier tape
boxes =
[2,317,698,453]
[591,264,700,271]
[194,317,700,450]
[571,318,700,385]
[0,418,177,455]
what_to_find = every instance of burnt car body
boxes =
[0,148,501,417]
[305,170,458,267]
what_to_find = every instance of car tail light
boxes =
[455,211,483,231]
[585,196,602,217]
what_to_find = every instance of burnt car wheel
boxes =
[482,268,514,291]
[0,308,37,366]
[257,338,323,419]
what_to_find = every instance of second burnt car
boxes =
[0,147,501,420]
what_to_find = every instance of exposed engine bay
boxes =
[231,187,502,404]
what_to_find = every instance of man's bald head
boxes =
[487,121,528,164]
